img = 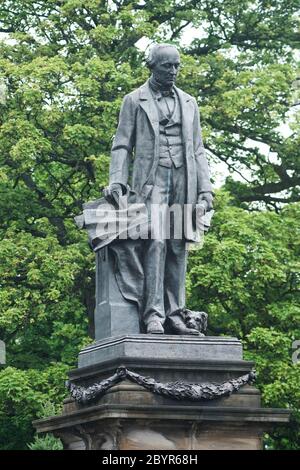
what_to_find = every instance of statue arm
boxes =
[192,98,213,195]
[109,94,136,187]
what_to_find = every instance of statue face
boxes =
[151,47,180,88]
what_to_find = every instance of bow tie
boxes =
[161,89,175,97]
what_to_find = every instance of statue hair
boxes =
[146,43,179,69]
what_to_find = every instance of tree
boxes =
[0,0,298,210]
[0,0,299,449]
[0,364,68,449]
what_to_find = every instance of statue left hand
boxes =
[197,192,214,212]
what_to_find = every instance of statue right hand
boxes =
[103,183,124,206]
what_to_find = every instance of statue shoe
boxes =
[147,320,164,334]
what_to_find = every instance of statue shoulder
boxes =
[122,87,141,106]
[175,86,197,105]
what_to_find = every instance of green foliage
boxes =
[0,231,92,368]
[28,434,63,451]
[0,364,68,449]
[188,193,300,333]
[0,0,298,211]
[28,401,63,450]
[0,0,299,450]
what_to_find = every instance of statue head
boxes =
[146,43,180,89]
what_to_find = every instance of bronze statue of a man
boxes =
[105,44,213,335]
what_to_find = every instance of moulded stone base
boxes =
[34,335,290,450]
[78,334,243,368]
[34,401,289,450]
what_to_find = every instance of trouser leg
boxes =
[164,163,187,316]
[164,238,187,317]
[142,165,170,326]
[142,238,167,326]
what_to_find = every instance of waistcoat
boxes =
[154,92,184,169]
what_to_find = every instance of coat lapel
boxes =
[174,86,197,211]
[139,81,159,135]
[138,81,159,198]
[174,85,193,143]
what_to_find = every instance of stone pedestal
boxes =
[95,248,140,340]
[34,335,290,450]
